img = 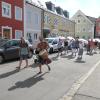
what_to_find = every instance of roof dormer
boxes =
[63,10,69,18]
[55,6,63,15]
[45,1,55,12]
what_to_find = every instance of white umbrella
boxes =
[94,38,100,42]
[67,36,75,40]
[79,38,88,44]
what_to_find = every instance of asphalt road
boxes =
[0,51,100,100]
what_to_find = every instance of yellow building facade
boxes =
[43,10,75,38]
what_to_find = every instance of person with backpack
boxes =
[36,36,51,74]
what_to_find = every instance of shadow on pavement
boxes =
[74,58,86,63]
[8,72,48,91]
[29,63,38,68]
[51,56,59,61]
[86,52,93,56]
[0,68,20,79]
[1,59,19,65]
[61,54,75,59]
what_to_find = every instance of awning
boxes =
[43,28,50,33]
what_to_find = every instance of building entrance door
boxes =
[3,28,11,39]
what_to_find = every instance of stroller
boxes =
[33,49,51,65]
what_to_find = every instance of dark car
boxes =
[0,39,34,64]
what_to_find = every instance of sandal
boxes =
[24,66,28,68]
[16,66,20,69]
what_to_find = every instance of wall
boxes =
[71,11,94,39]
[44,10,75,38]
[0,0,24,38]
[24,3,42,48]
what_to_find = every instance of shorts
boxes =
[78,49,83,55]
[20,54,28,60]
[38,56,44,64]
[38,56,51,65]
[58,48,62,52]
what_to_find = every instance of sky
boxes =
[41,0,100,18]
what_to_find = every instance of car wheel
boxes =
[0,55,4,64]
[49,48,53,54]
[28,51,33,58]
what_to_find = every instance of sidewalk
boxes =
[72,63,100,100]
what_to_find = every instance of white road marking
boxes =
[59,60,100,100]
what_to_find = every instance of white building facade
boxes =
[24,1,42,48]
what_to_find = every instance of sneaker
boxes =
[16,66,20,69]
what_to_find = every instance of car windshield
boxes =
[0,39,9,47]
[25,40,31,46]
[46,39,54,43]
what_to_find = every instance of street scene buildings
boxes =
[1,0,100,100]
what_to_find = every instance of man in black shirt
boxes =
[64,39,68,54]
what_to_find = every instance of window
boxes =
[83,28,85,32]
[77,14,81,17]
[11,40,19,46]
[2,2,11,18]
[34,33,37,40]
[52,40,57,44]
[82,36,85,39]
[84,20,86,22]
[34,13,39,25]
[78,20,80,23]
[27,11,31,24]
[15,6,22,21]
[44,15,51,24]
[15,30,22,39]
[5,40,19,47]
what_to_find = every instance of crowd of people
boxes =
[57,37,100,58]
[16,36,100,74]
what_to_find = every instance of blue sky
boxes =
[41,0,100,18]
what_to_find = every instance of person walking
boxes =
[75,38,79,52]
[77,41,84,59]
[98,42,100,53]
[87,40,90,54]
[71,39,76,56]
[64,39,68,54]
[37,36,51,74]
[57,39,63,57]
[16,37,29,69]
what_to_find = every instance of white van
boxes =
[45,37,65,53]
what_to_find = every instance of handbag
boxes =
[45,58,52,64]
[39,49,48,60]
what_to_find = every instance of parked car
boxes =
[0,39,34,64]
[45,37,65,53]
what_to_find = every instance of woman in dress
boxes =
[16,37,29,69]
